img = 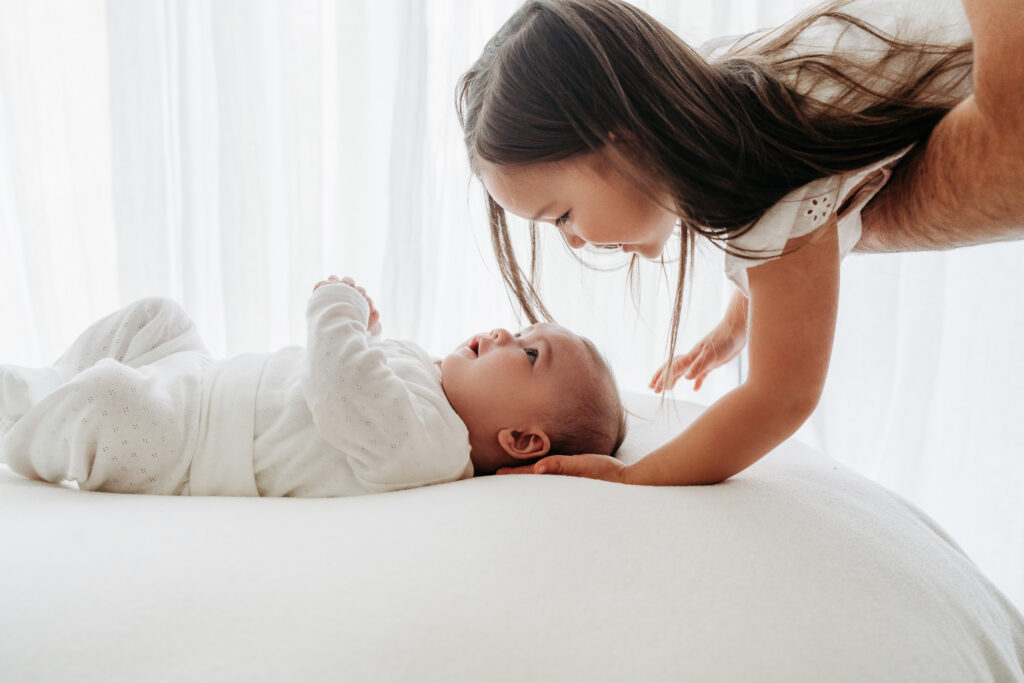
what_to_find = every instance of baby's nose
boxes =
[490,328,513,345]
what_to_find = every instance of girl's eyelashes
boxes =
[525,348,539,364]
[554,211,571,227]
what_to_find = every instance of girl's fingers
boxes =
[694,368,713,391]
[672,352,695,371]
[652,351,694,390]
[686,349,713,379]
[664,362,689,391]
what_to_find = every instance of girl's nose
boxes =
[557,224,587,249]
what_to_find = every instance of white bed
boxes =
[1,391,1022,682]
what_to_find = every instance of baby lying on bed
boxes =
[0,277,625,496]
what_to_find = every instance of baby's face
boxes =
[440,322,594,438]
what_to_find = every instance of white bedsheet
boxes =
[1,392,1022,682]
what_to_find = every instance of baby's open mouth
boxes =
[469,337,480,357]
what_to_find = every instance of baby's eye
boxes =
[525,348,539,364]
[554,211,571,227]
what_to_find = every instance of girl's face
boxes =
[479,151,678,259]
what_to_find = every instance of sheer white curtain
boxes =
[0,0,1020,608]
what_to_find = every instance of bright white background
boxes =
[0,0,1020,608]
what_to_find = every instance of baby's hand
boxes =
[314,275,382,336]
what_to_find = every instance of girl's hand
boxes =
[496,453,628,483]
[650,290,749,393]
[650,325,746,392]
[314,275,382,336]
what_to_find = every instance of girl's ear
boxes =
[497,428,551,460]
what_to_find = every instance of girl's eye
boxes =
[525,348,539,364]
[554,211,570,227]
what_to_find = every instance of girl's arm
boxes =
[623,225,839,485]
[497,223,840,485]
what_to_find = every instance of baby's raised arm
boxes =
[313,275,382,336]
[304,281,461,491]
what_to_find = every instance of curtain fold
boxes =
[0,0,1019,608]
[814,244,1024,606]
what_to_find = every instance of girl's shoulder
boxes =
[724,145,913,296]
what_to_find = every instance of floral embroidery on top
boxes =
[806,194,833,224]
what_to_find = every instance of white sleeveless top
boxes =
[724,146,911,296]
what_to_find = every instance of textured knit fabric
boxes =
[0,286,473,496]
[251,283,473,496]
[0,297,210,494]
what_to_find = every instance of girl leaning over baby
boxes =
[460,0,972,483]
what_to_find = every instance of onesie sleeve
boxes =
[304,284,471,492]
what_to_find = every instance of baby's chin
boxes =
[438,351,457,379]
[437,352,463,402]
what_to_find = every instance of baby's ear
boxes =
[497,428,551,461]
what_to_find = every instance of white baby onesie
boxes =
[0,286,473,496]
[251,283,473,497]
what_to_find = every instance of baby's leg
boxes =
[1,297,207,420]
[53,296,209,375]
[1,352,206,494]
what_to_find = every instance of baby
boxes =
[0,277,626,497]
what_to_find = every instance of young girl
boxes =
[456,0,973,485]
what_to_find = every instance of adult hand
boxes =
[496,453,629,483]
[314,275,382,336]
[857,0,1024,252]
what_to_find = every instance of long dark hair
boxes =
[456,0,972,378]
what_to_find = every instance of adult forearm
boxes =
[857,96,1024,253]
[622,383,812,486]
